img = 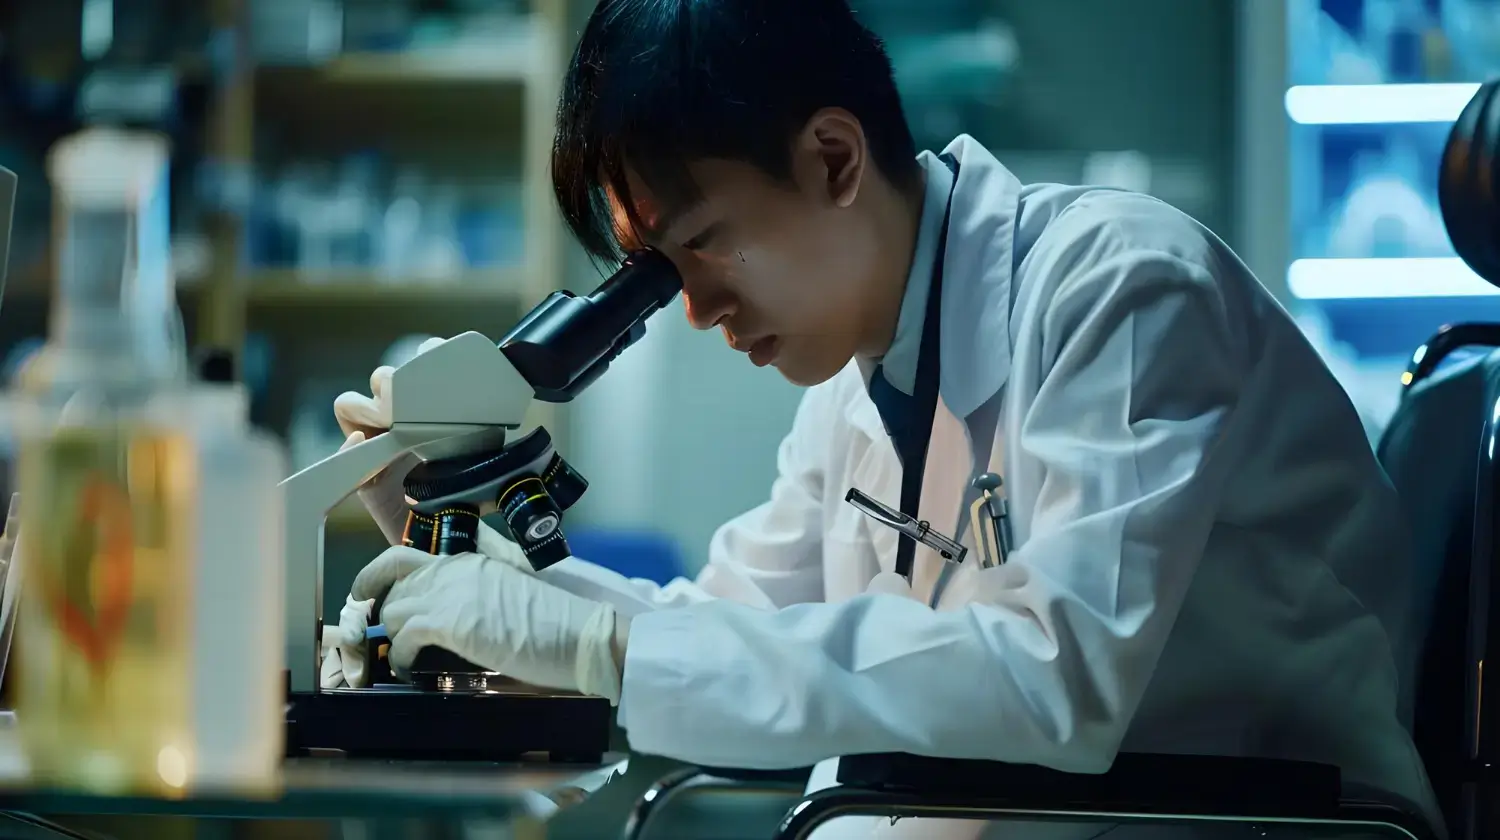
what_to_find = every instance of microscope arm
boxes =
[282,423,503,693]
[281,329,538,692]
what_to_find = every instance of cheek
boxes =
[732,259,820,327]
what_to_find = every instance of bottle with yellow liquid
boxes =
[12,128,203,797]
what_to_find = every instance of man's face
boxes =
[616,127,886,386]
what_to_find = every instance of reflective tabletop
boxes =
[0,716,627,837]
[0,755,626,823]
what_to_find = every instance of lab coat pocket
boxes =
[825,504,899,597]
[823,531,882,603]
[841,435,900,570]
[825,452,890,601]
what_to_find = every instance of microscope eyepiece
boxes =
[590,249,684,322]
[498,249,682,403]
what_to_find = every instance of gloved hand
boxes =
[321,594,379,689]
[352,545,624,703]
[332,337,535,571]
[328,534,536,689]
[334,352,434,546]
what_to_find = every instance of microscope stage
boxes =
[286,685,612,763]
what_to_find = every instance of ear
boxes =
[795,109,868,209]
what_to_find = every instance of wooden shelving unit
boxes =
[200,0,568,327]
[189,0,572,535]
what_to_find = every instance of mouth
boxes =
[747,336,780,368]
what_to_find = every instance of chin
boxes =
[774,352,849,388]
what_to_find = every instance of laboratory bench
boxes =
[0,747,627,840]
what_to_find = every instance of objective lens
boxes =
[497,476,571,570]
[540,454,588,511]
[401,505,481,556]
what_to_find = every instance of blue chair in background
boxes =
[566,528,687,587]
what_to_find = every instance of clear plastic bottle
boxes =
[12,128,197,797]
[183,349,286,795]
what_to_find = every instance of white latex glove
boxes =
[355,545,623,704]
[333,337,449,546]
[329,546,447,688]
[321,594,377,689]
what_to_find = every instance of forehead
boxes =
[610,160,784,241]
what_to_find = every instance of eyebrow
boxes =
[636,198,706,247]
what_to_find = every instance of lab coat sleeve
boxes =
[618,231,1242,771]
[499,382,834,617]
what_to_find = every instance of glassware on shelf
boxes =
[1439,0,1500,80]
[1291,0,1461,85]
[377,167,426,283]
[250,155,524,283]
[457,179,524,271]
[249,0,343,67]
[411,181,464,283]
[1324,139,1449,260]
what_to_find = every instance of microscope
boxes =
[282,249,681,762]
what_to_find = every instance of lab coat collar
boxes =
[867,151,956,396]
[848,136,1023,436]
[935,135,1023,420]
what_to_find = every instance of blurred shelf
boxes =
[305,48,538,85]
[6,262,535,311]
[257,23,543,88]
[239,269,532,307]
[1287,257,1494,300]
[1285,83,1479,126]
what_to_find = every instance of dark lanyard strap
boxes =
[894,153,960,582]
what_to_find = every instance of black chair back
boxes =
[1376,336,1500,835]
[1373,77,1500,837]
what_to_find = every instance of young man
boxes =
[332,0,1441,836]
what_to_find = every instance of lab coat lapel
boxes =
[937,135,1024,420]
[844,390,901,577]
[910,137,1026,600]
[847,136,1028,597]
[911,397,972,601]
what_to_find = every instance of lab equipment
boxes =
[363,433,592,694]
[1440,0,1500,80]
[12,129,196,797]
[253,156,526,276]
[10,128,285,796]
[250,0,343,66]
[281,247,681,761]
[402,427,589,569]
[188,349,288,793]
[966,472,1011,569]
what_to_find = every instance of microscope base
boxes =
[285,687,612,763]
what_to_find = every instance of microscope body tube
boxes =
[499,249,681,402]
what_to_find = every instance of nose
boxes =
[680,265,736,331]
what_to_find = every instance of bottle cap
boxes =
[195,347,236,384]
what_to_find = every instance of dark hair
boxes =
[551,0,921,264]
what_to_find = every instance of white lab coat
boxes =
[533,136,1443,838]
